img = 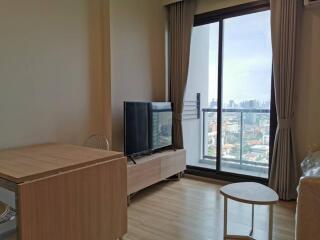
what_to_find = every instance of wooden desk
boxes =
[0,144,127,240]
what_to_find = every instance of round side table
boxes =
[220,182,279,240]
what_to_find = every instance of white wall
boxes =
[295,7,320,162]
[0,1,111,233]
[162,0,183,6]
[0,0,111,150]
[183,25,210,166]
[110,0,166,151]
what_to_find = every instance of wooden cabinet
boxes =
[127,150,186,195]
[0,144,127,240]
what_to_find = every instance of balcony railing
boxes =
[202,108,270,175]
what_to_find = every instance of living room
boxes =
[0,0,319,240]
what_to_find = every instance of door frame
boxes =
[185,0,275,184]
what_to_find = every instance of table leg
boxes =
[223,197,228,239]
[269,205,274,240]
[249,204,254,236]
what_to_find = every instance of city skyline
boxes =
[209,98,271,109]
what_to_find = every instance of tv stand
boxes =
[127,149,186,196]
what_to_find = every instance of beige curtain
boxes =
[168,0,196,149]
[269,0,299,200]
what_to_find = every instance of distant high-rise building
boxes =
[210,98,217,108]
[228,100,236,108]
[240,100,259,109]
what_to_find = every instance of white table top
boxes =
[220,182,279,205]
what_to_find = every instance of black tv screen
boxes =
[124,102,173,156]
[124,102,150,156]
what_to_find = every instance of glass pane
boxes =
[0,186,17,239]
[183,22,219,170]
[221,11,272,178]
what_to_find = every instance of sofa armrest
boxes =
[296,177,320,240]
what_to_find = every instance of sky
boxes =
[203,10,272,105]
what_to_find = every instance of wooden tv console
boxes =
[127,149,186,196]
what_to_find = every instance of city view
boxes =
[205,99,270,171]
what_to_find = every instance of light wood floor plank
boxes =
[124,177,296,240]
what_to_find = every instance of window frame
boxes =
[194,0,270,27]
[185,0,276,185]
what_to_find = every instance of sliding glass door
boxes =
[184,3,273,180]
[220,11,272,178]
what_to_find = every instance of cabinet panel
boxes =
[18,158,127,240]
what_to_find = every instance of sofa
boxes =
[296,151,320,240]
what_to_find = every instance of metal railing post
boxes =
[240,112,243,166]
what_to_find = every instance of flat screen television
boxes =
[124,102,173,157]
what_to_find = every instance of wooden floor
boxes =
[2,177,296,240]
[124,177,296,240]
